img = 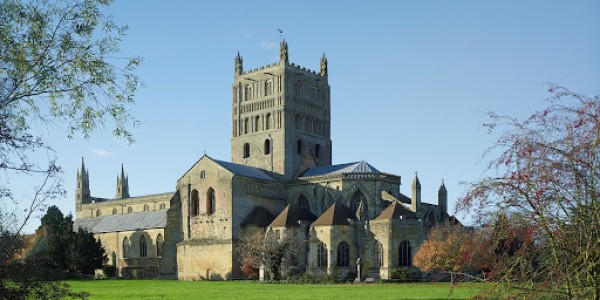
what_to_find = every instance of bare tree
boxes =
[458,86,600,299]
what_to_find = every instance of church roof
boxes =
[312,202,357,226]
[374,201,417,220]
[300,161,380,177]
[212,159,274,181]
[240,206,276,227]
[269,204,317,227]
[73,210,167,233]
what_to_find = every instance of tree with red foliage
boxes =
[459,86,600,299]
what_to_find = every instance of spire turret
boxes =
[438,180,448,218]
[234,52,243,76]
[75,157,90,211]
[280,39,288,63]
[116,164,130,199]
[411,172,421,213]
[320,53,328,76]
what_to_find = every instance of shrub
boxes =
[102,265,116,277]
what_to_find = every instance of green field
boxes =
[66,280,483,300]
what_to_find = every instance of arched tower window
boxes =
[265,113,272,130]
[96,209,101,217]
[375,241,384,267]
[244,118,249,134]
[245,85,252,101]
[143,204,149,211]
[127,206,133,213]
[315,144,321,159]
[122,237,130,258]
[295,80,303,96]
[294,114,301,130]
[264,139,271,155]
[337,241,350,267]
[297,194,309,210]
[428,212,437,227]
[297,139,303,154]
[191,189,200,216]
[399,240,411,267]
[317,242,328,267]
[156,234,164,257]
[254,115,260,132]
[243,143,250,158]
[139,235,147,258]
[112,207,118,215]
[350,191,364,212]
[265,81,272,96]
[206,187,215,215]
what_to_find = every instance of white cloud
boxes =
[260,41,278,50]
[91,148,112,157]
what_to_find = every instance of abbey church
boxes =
[73,41,452,280]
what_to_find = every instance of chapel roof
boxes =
[299,161,380,177]
[312,202,357,226]
[212,158,274,181]
[374,201,417,220]
[240,206,276,227]
[269,204,317,227]
[73,210,167,233]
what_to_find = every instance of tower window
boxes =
[297,194,309,210]
[337,241,350,267]
[139,235,147,258]
[264,139,271,155]
[245,85,252,101]
[375,241,384,267]
[206,187,215,215]
[317,242,328,267]
[191,189,200,216]
[265,81,272,96]
[297,139,303,154]
[254,116,260,132]
[244,118,249,134]
[295,80,303,96]
[265,113,272,130]
[243,143,250,158]
[315,144,321,158]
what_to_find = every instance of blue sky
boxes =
[18,0,599,231]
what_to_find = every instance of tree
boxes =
[71,228,105,274]
[458,86,600,299]
[0,1,139,297]
[236,230,305,281]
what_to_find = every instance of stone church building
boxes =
[74,41,451,280]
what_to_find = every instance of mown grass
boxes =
[66,280,484,300]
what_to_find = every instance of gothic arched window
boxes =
[191,189,200,216]
[244,118,249,134]
[156,234,164,257]
[317,242,328,267]
[122,237,130,258]
[265,81,272,96]
[254,115,260,132]
[265,113,272,130]
[351,191,363,212]
[243,143,250,158]
[297,139,303,154]
[264,139,271,155]
[206,187,215,215]
[139,235,147,258]
[295,80,303,96]
[375,241,384,267]
[399,240,411,267]
[315,144,321,159]
[245,85,252,101]
[297,194,309,210]
[337,241,350,267]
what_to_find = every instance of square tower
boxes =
[231,41,332,179]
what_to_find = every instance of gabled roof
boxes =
[269,204,317,227]
[240,206,276,227]
[73,210,167,233]
[312,202,357,226]
[374,201,417,220]
[212,158,274,181]
[300,161,380,177]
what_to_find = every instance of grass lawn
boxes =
[66,280,484,300]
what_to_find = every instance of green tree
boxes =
[71,228,106,274]
[459,86,600,299]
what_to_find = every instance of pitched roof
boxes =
[240,206,276,227]
[269,204,317,227]
[312,202,357,226]
[73,210,167,233]
[212,158,274,181]
[374,201,417,220]
[299,161,380,177]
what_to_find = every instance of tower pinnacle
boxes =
[280,40,288,63]
[320,53,328,76]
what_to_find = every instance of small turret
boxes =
[438,180,448,219]
[411,172,421,213]
[280,39,289,63]
[115,164,130,199]
[75,157,91,211]
[234,52,243,76]
[320,53,328,76]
